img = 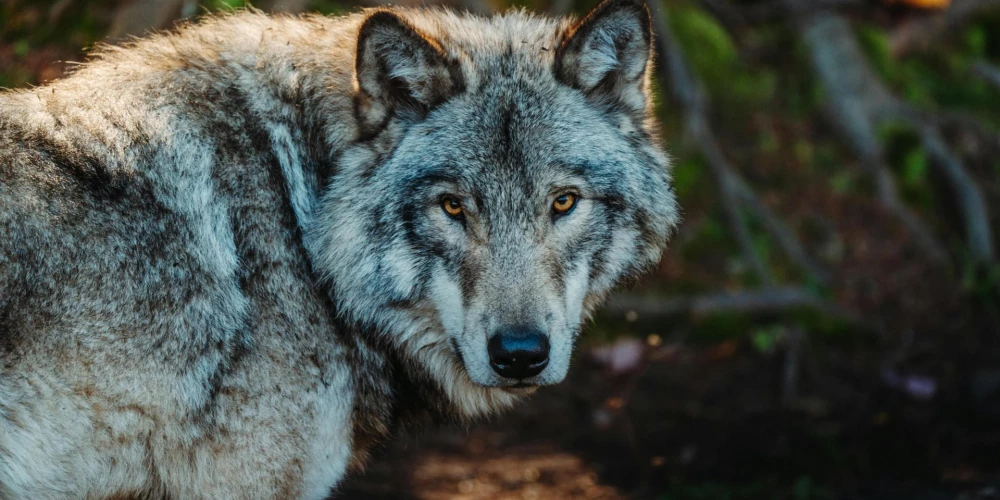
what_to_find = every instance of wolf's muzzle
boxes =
[487,326,549,380]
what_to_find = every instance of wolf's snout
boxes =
[487,327,549,380]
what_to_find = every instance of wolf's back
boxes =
[0,13,363,497]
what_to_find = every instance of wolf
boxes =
[0,0,678,497]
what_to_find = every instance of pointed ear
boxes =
[355,11,463,134]
[555,0,653,116]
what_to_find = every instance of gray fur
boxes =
[0,1,678,498]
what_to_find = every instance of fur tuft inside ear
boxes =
[355,11,462,135]
[555,0,652,116]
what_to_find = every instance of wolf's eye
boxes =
[442,197,464,218]
[552,193,577,215]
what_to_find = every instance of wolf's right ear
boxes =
[555,0,652,117]
[355,11,462,134]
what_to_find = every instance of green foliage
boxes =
[792,476,835,500]
[0,2,108,87]
[900,148,929,188]
[750,222,773,273]
[670,5,738,71]
[13,39,30,57]
[972,9,1000,59]
[757,130,780,155]
[667,4,776,112]
[827,171,855,195]
[856,21,1000,126]
[1,3,105,47]
[671,155,706,201]
[790,309,870,347]
[793,140,813,168]
[750,324,784,354]
[0,68,32,90]
[207,0,246,10]
[690,313,752,343]
[960,259,1000,298]
[878,122,935,210]
[965,25,988,56]
[854,25,897,92]
[308,0,352,15]
[781,34,827,119]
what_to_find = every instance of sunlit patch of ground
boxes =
[407,448,622,500]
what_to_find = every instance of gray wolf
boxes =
[0,0,678,497]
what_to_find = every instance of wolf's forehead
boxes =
[404,10,571,84]
[412,85,628,191]
[427,97,589,172]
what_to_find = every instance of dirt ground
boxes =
[339,315,1000,499]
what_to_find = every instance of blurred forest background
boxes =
[3,0,1000,498]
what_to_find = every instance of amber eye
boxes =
[552,193,577,214]
[442,197,464,218]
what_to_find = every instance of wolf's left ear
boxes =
[355,11,462,134]
[555,0,652,117]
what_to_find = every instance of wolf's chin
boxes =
[464,376,543,391]
[499,385,539,396]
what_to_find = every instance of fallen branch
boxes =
[605,287,863,326]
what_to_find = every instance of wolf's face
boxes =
[313,0,678,416]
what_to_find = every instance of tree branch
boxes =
[797,13,994,263]
[605,287,863,326]
[646,0,830,284]
[972,60,1000,92]
[916,120,994,261]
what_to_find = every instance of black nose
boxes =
[488,326,549,380]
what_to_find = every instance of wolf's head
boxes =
[313,0,678,417]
